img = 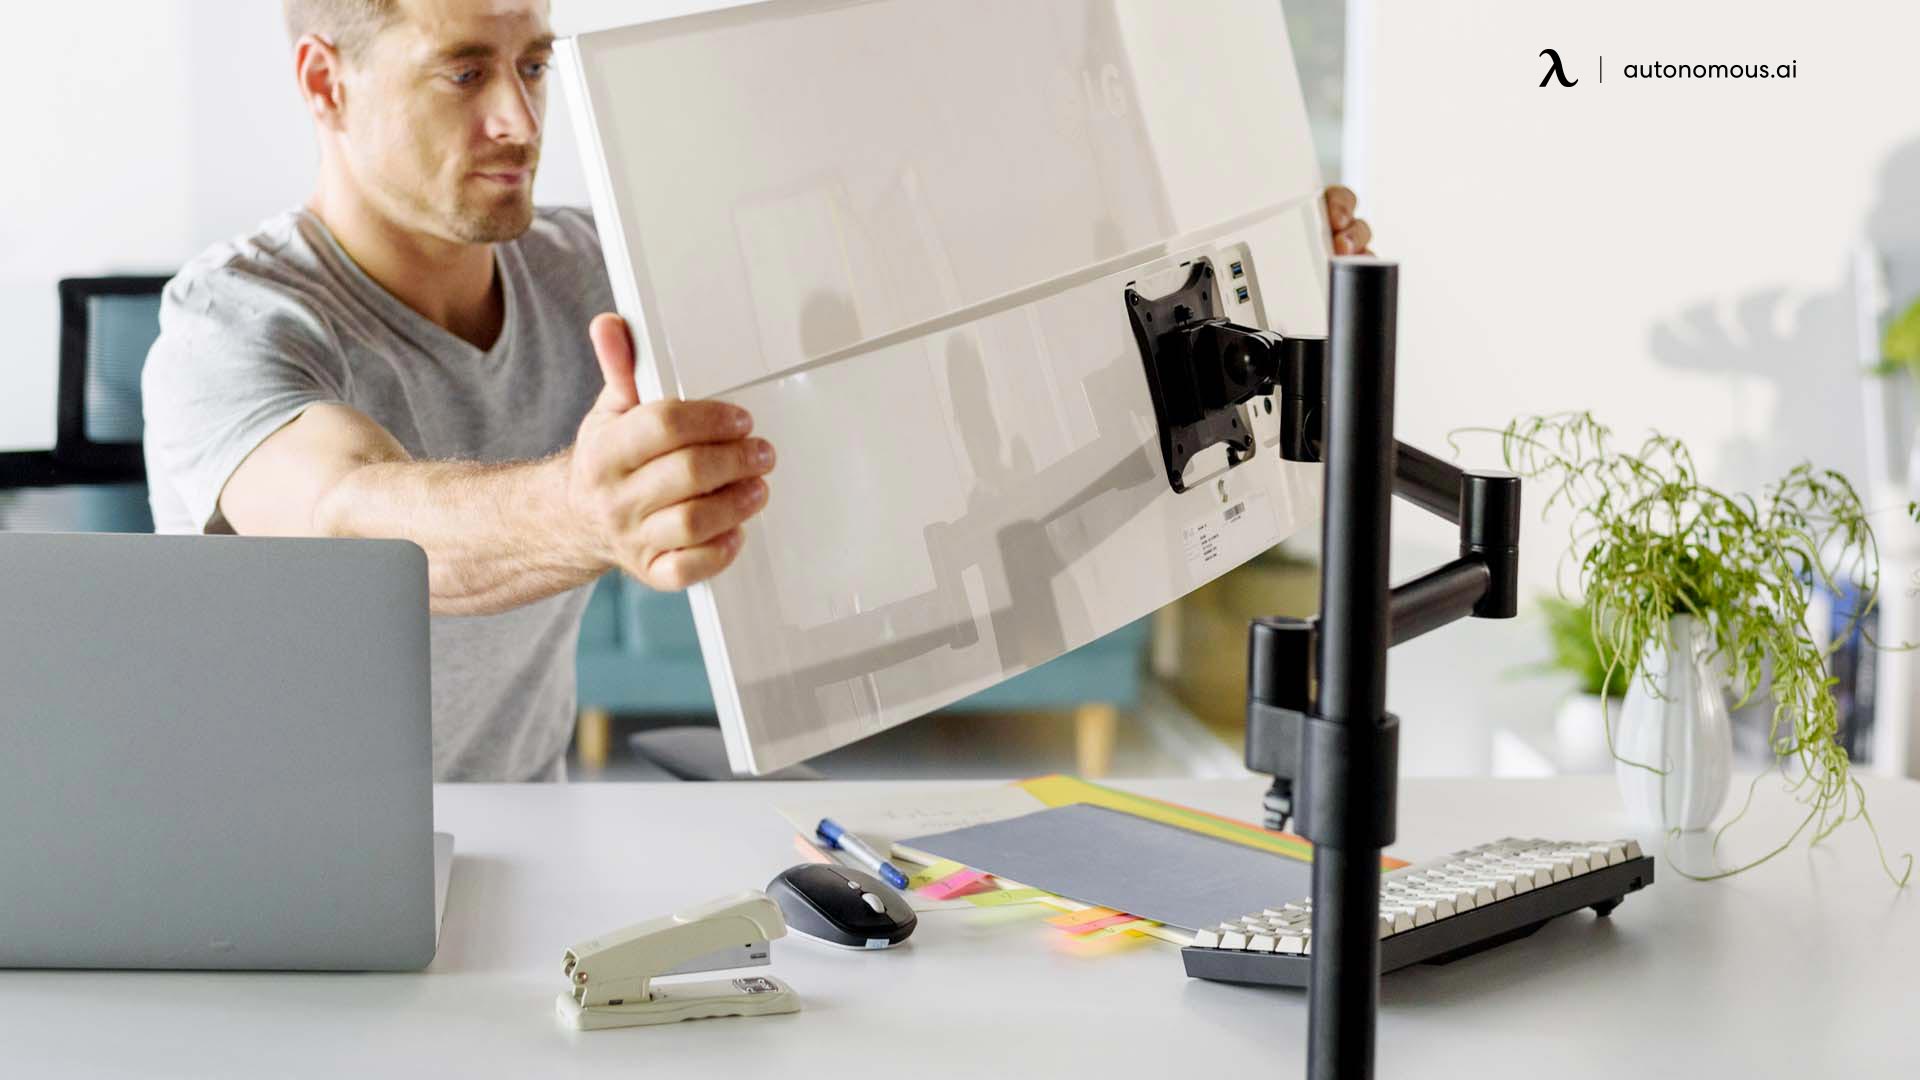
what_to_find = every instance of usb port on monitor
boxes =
[1234,285,1250,303]
[1229,260,1245,278]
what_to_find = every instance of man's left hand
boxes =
[1325,185,1373,255]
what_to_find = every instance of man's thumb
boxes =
[589,312,640,414]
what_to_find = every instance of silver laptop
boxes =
[0,533,450,970]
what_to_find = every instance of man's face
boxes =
[339,0,553,244]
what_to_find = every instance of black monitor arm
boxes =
[1246,418,1521,837]
[1129,257,1520,1080]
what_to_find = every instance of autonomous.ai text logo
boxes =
[1533,49,1799,87]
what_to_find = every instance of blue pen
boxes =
[815,818,911,890]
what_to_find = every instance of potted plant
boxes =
[1519,596,1634,773]
[1480,412,1910,884]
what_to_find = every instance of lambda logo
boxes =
[1539,48,1578,87]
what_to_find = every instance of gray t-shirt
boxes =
[142,206,613,781]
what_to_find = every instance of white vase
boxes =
[1614,614,1733,830]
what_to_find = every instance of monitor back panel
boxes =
[562,0,1330,773]
[0,534,436,970]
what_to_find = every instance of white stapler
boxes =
[556,891,801,1031]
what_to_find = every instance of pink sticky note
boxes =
[1052,912,1139,936]
[919,869,992,900]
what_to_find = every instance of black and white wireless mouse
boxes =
[766,864,917,949]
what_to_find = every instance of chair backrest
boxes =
[0,276,167,532]
[54,275,169,478]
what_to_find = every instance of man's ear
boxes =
[294,33,349,131]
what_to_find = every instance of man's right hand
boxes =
[565,313,775,592]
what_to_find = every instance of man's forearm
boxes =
[313,453,608,616]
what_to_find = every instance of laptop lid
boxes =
[0,533,437,971]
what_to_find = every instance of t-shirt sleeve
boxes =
[141,266,346,534]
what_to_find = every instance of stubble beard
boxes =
[446,188,537,243]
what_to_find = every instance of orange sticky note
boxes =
[1051,912,1139,935]
[1045,906,1122,928]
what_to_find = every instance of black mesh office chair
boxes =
[0,276,167,532]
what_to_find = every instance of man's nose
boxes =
[484,70,542,144]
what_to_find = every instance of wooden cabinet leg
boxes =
[577,707,613,773]
[1074,703,1120,779]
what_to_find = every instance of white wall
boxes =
[1352,0,1920,586]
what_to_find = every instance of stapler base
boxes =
[556,975,801,1030]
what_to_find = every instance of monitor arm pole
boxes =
[1128,256,1520,1079]
[1251,259,1520,1079]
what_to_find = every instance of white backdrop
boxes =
[1350,0,1920,587]
[1348,0,1920,772]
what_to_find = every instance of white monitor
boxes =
[559,0,1331,775]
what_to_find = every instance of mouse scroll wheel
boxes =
[860,892,887,914]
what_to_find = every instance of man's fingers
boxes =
[591,400,757,479]
[589,313,640,416]
[636,478,769,552]
[643,528,746,592]
[1334,219,1373,255]
[1324,185,1357,230]
[622,438,775,517]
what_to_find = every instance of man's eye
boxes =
[521,61,549,80]
[448,68,482,86]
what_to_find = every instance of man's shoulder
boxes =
[160,209,338,338]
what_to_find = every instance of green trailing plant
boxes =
[1873,295,1920,381]
[1459,412,1911,886]
[1518,595,1634,697]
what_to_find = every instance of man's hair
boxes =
[283,0,399,60]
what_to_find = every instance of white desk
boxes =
[4,776,1917,1077]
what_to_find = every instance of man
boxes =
[143,0,1374,782]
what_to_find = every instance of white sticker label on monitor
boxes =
[1182,492,1278,582]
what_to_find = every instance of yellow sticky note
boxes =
[906,859,966,889]
[963,887,1050,908]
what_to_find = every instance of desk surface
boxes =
[5,775,1916,1077]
